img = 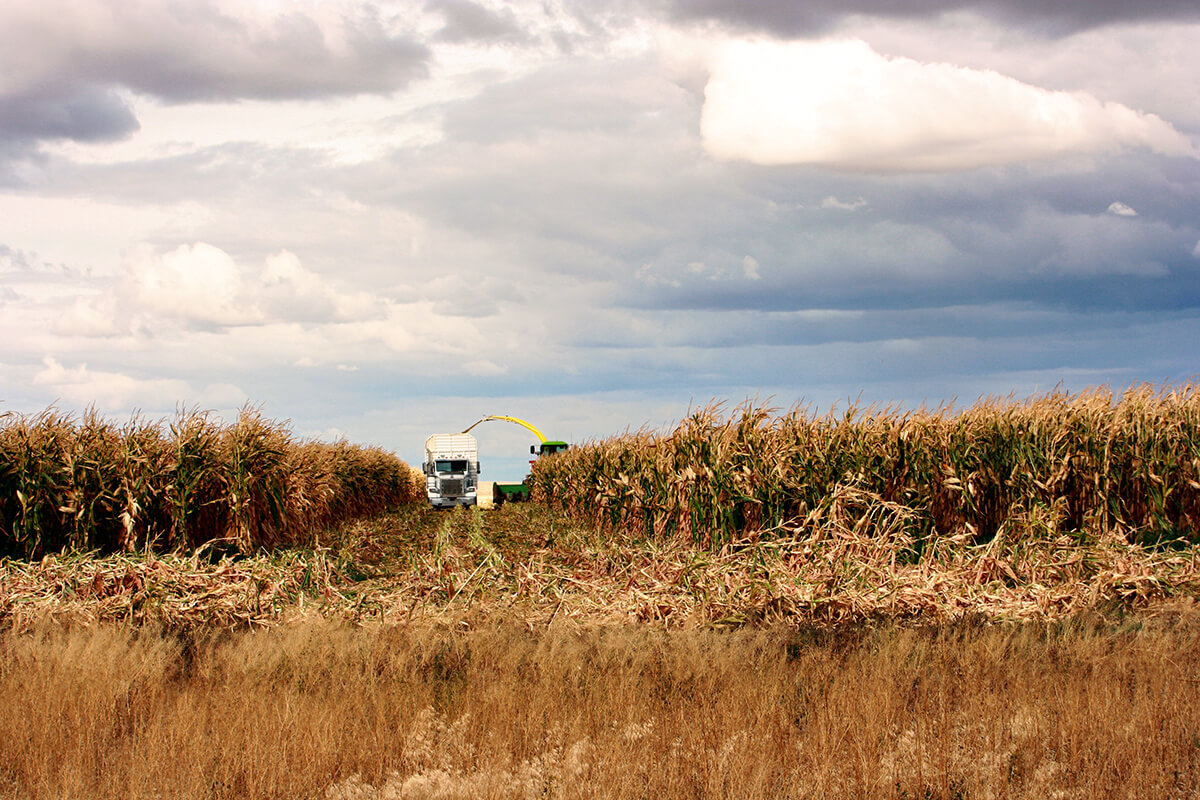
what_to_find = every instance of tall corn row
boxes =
[530,384,1200,550]
[0,406,425,559]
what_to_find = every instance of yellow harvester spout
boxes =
[462,415,547,443]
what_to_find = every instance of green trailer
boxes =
[492,482,531,504]
[461,417,570,506]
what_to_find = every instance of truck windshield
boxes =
[435,459,468,473]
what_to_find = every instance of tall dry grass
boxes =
[0,406,424,558]
[0,614,1197,799]
[530,384,1200,550]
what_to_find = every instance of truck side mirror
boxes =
[530,445,537,455]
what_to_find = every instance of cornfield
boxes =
[530,383,1200,551]
[0,406,424,558]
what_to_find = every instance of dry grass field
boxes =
[2,611,1198,799]
[2,504,1200,799]
[4,386,1200,798]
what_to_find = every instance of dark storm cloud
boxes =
[510,312,1200,400]
[0,1,431,166]
[5,5,429,104]
[638,259,1200,317]
[352,45,1200,345]
[0,243,34,273]
[427,0,533,44]
[0,85,138,184]
[0,88,139,145]
[622,205,1200,317]
[355,53,1200,385]
[599,145,1200,317]
[569,305,1198,354]
[651,0,1200,37]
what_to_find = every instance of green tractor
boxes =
[462,416,569,505]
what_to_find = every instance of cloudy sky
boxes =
[2,0,1199,478]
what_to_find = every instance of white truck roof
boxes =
[425,433,479,459]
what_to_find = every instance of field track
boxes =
[3,502,1198,630]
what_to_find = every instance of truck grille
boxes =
[441,478,465,497]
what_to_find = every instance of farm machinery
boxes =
[461,415,569,504]
[423,433,480,508]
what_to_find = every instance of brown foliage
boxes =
[531,384,1200,550]
[1,614,1198,799]
[0,406,425,557]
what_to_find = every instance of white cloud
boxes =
[882,338,922,354]
[310,426,347,442]
[260,250,381,323]
[742,255,762,280]
[1193,240,1200,258]
[331,301,489,359]
[821,196,869,211]
[636,262,681,288]
[124,243,382,329]
[701,38,1196,172]
[128,242,254,327]
[0,196,207,275]
[1107,201,1138,216]
[52,294,125,337]
[850,19,1200,133]
[464,359,508,376]
[32,356,246,411]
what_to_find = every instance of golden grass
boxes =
[0,406,424,557]
[3,501,1199,798]
[1,613,1198,799]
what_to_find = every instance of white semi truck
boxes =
[424,433,480,508]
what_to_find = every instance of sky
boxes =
[2,0,1199,480]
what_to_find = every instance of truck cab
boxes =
[424,433,480,508]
